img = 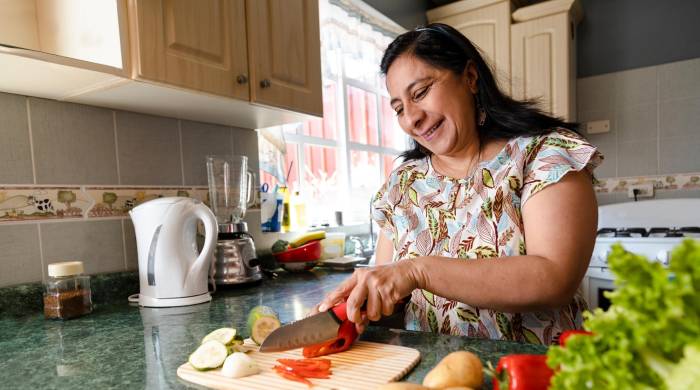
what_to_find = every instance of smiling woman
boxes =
[313,23,604,345]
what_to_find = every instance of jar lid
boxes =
[48,261,84,277]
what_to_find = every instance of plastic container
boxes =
[43,261,92,320]
[320,232,345,260]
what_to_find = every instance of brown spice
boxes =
[44,289,92,319]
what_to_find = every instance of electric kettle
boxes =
[129,197,217,307]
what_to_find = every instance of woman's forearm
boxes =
[409,255,582,312]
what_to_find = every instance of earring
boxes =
[475,94,486,126]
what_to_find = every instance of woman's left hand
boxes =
[313,259,423,332]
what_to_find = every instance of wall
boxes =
[371,0,700,78]
[577,0,700,77]
[0,92,260,287]
[363,0,429,29]
[578,57,700,205]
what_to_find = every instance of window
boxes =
[258,0,406,228]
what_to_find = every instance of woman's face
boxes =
[386,54,479,157]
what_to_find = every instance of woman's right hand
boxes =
[309,259,423,333]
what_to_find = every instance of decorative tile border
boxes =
[594,172,700,193]
[3,173,697,223]
[0,186,209,223]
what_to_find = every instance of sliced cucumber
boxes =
[221,352,260,378]
[202,327,237,346]
[188,340,228,371]
[247,306,281,345]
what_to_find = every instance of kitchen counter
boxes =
[0,270,546,389]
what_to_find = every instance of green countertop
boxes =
[0,270,546,389]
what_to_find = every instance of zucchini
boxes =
[247,305,281,345]
[188,340,228,370]
[202,327,237,346]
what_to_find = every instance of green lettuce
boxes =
[547,240,700,390]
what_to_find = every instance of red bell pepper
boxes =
[492,354,554,390]
[276,358,332,379]
[273,365,313,387]
[302,319,359,358]
[558,330,593,347]
[277,358,332,372]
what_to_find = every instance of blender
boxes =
[206,155,262,285]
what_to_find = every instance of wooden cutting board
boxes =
[177,340,421,389]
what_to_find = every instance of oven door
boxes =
[583,267,616,311]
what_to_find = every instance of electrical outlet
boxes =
[586,120,610,134]
[628,183,654,199]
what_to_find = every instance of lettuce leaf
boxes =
[547,240,700,390]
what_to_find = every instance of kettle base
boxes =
[138,292,212,308]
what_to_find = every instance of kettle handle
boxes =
[185,202,218,289]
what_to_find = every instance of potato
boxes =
[422,351,483,389]
[376,382,430,390]
[442,387,474,390]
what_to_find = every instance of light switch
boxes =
[586,120,610,134]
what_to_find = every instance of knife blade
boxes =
[259,302,350,352]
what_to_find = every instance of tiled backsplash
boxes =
[0,92,259,287]
[578,56,700,206]
[578,57,700,179]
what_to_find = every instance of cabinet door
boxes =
[246,0,322,116]
[129,0,249,100]
[428,0,513,93]
[511,13,575,120]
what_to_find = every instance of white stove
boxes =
[584,198,700,310]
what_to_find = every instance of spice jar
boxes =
[43,261,92,320]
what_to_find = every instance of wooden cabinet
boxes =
[427,0,513,93]
[510,0,582,121]
[128,0,322,115]
[129,0,250,100]
[247,0,322,116]
[0,0,323,127]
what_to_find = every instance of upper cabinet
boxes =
[0,0,127,70]
[0,0,323,129]
[246,0,322,116]
[129,0,250,101]
[427,0,514,93]
[511,0,582,121]
[426,0,582,121]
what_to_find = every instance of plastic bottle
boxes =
[291,190,307,230]
[279,186,291,232]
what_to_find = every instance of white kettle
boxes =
[129,197,218,307]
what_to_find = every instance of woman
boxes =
[315,23,602,344]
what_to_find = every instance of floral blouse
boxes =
[371,129,603,345]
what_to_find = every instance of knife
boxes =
[259,302,357,353]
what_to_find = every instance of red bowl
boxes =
[273,240,322,263]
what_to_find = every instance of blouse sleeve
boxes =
[521,129,603,205]
[371,173,397,238]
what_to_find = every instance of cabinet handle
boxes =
[236,74,248,84]
[260,79,271,89]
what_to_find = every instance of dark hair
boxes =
[380,23,580,162]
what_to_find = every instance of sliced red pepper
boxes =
[276,359,332,379]
[492,354,553,390]
[275,363,330,379]
[558,330,593,347]
[273,365,313,387]
[277,358,332,372]
[302,319,359,358]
